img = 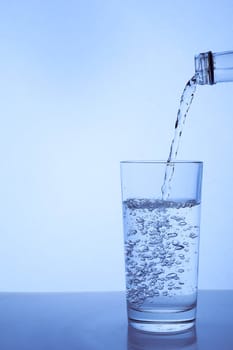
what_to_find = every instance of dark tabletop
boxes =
[0,290,232,350]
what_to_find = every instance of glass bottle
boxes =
[195,50,233,85]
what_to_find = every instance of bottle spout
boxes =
[195,51,215,85]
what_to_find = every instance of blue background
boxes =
[0,0,232,291]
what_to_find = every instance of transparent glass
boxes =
[128,324,197,350]
[121,161,203,333]
[195,50,233,85]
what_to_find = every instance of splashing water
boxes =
[161,76,197,199]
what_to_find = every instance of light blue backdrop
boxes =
[0,0,232,291]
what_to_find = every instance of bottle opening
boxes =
[195,51,215,85]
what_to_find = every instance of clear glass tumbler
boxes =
[121,161,203,333]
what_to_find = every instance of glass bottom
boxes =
[128,323,197,350]
[128,306,196,334]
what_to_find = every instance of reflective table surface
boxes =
[0,290,232,349]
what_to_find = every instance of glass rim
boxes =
[120,160,203,165]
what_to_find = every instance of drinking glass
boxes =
[121,161,203,333]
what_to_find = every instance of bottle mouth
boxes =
[195,51,215,85]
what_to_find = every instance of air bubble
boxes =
[138,245,149,252]
[179,221,187,226]
[166,273,178,279]
[171,215,181,221]
[173,243,184,250]
[189,232,198,239]
[136,217,144,224]
[133,279,140,284]
[142,253,153,259]
[168,232,177,238]
[153,268,163,276]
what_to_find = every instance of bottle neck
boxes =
[195,50,233,85]
[195,51,214,85]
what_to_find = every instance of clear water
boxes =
[161,76,197,199]
[123,198,200,313]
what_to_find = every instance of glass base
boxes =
[128,306,196,334]
[128,323,197,350]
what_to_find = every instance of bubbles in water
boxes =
[168,232,177,238]
[124,198,200,306]
[173,242,185,250]
[166,273,178,280]
[129,229,137,236]
[190,232,198,239]
[179,221,187,226]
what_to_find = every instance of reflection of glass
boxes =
[128,325,198,350]
[121,161,203,333]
